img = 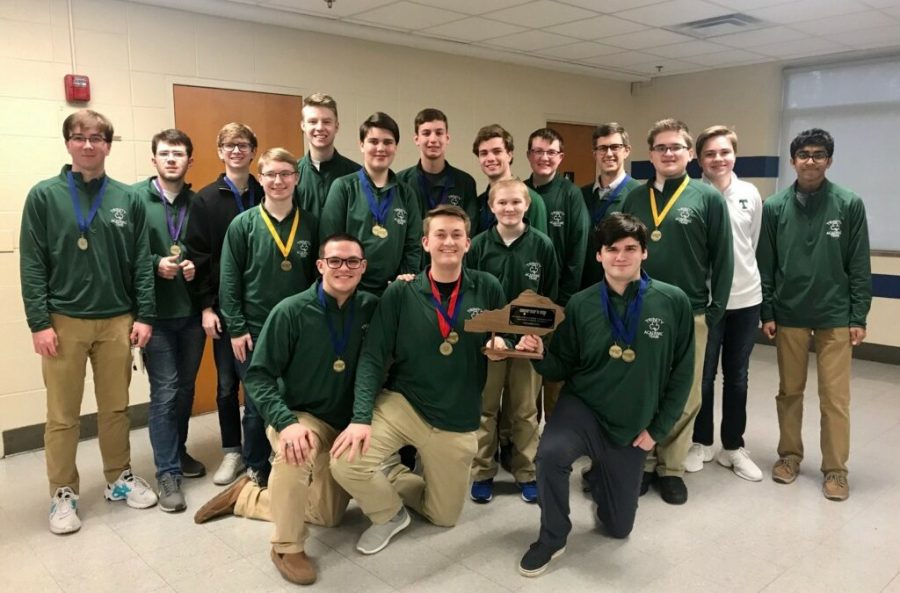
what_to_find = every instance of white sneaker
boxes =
[213,452,245,485]
[104,469,158,509]
[717,448,763,482]
[684,443,714,473]
[49,487,81,535]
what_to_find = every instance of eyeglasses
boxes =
[260,171,297,181]
[794,150,829,163]
[156,150,188,159]
[69,134,107,145]
[220,142,253,153]
[529,149,562,158]
[321,257,363,269]
[651,144,688,154]
[593,144,626,154]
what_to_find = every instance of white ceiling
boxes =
[132,0,900,81]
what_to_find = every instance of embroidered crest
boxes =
[549,210,565,228]
[675,207,692,225]
[825,219,842,238]
[295,240,311,257]
[525,261,542,282]
[644,317,664,339]
[448,194,463,207]
[467,307,483,319]
[393,208,408,225]
[109,208,127,228]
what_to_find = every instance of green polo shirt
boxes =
[580,176,643,290]
[476,184,548,236]
[219,203,318,338]
[757,179,871,328]
[620,175,733,326]
[467,225,559,303]
[294,150,361,219]
[20,165,156,331]
[245,281,379,432]
[534,277,694,446]
[320,169,423,295]
[353,268,507,432]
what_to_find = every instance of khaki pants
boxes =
[233,413,350,554]
[330,390,477,527]
[43,313,134,495]
[645,314,708,477]
[775,327,851,475]
[472,359,540,482]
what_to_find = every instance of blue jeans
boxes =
[695,304,760,450]
[212,311,242,452]
[236,334,272,484]
[145,315,205,478]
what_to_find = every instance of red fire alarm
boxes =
[64,74,90,103]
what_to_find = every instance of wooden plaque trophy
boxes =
[464,290,565,360]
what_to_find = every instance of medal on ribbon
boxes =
[428,269,464,356]
[599,272,649,364]
[358,169,395,239]
[154,179,186,257]
[318,282,355,373]
[648,175,690,242]
[258,204,300,272]
[591,174,631,226]
[67,170,108,251]
[223,176,256,214]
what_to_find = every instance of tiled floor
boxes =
[3,345,900,592]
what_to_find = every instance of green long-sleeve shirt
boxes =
[352,268,507,432]
[757,179,871,328]
[294,150,361,219]
[219,203,318,338]
[20,166,156,331]
[132,177,197,320]
[320,169,423,294]
[526,174,590,305]
[620,175,734,326]
[533,277,695,445]
[467,225,559,303]
[245,281,379,432]
[580,176,643,290]
[476,184,548,236]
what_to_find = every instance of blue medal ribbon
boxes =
[154,179,187,244]
[317,282,356,360]
[223,176,256,213]
[592,174,631,226]
[418,171,451,210]
[67,171,108,236]
[598,271,648,347]
[358,169,395,226]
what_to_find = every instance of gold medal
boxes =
[280,259,293,272]
[622,348,636,363]
[608,344,623,359]
[170,244,182,256]
[650,229,662,242]
[372,224,389,239]
[77,236,88,251]
[440,341,453,356]
[446,331,459,345]
[333,359,346,373]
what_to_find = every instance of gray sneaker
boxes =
[356,507,410,554]
[158,473,186,513]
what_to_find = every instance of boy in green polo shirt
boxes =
[219,148,319,487]
[294,93,360,218]
[467,179,559,504]
[516,213,694,577]
[320,112,422,294]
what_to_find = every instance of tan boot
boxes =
[193,476,250,524]
[823,472,849,501]
[271,548,317,585]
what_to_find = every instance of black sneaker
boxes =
[639,471,655,496]
[581,466,593,492]
[658,476,687,505]
[519,542,565,577]
[181,453,206,479]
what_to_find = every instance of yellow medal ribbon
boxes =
[649,175,690,230]
[259,205,300,261]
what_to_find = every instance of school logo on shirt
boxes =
[644,317,664,339]
[675,208,692,225]
[826,219,842,238]
[295,240,311,258]
[448,194,463,207]
[525,262,542,282]
[467,307,484,319]
[549,210,565,228]
[109,208,128,228]
[739,199,749,210]
[393,208,408,226]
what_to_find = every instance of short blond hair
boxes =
[257,147,297,172]
[303,93,338,120]
[647,118,693,150]
[217,122,258,150]
[488,178,531,207]
[423,204,471,237]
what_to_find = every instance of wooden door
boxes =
[547,121,596,187]
[173,85,304,414]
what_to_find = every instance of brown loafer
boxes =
[271,548,317,585]
[193,476,250,524]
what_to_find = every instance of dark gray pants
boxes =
[536,395,647,550]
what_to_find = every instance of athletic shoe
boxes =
[356,507,410,555]
[180,453,206,478]
[684,443,714,472]
[518,481,538,503]
[213,452,245,485]
[157,473,186,513]
[823,472,849,501]
[519,542,565,577]
[104,469,158,509]
[772,457,800,484]
[470,479,494,503]
[716,448,763,482]
[657,476,687,505]
[49,487,81,535]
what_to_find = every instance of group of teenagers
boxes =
[19,94,871,584]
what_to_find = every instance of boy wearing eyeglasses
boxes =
[619,118,733,506]
[219,148,319,486]
[184,122,265,487]
[193,234,376,586]
[757,128,871,501]
[20,109,158,534]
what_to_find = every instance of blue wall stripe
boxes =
[873,274,900,299]
[632,156,780,180]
